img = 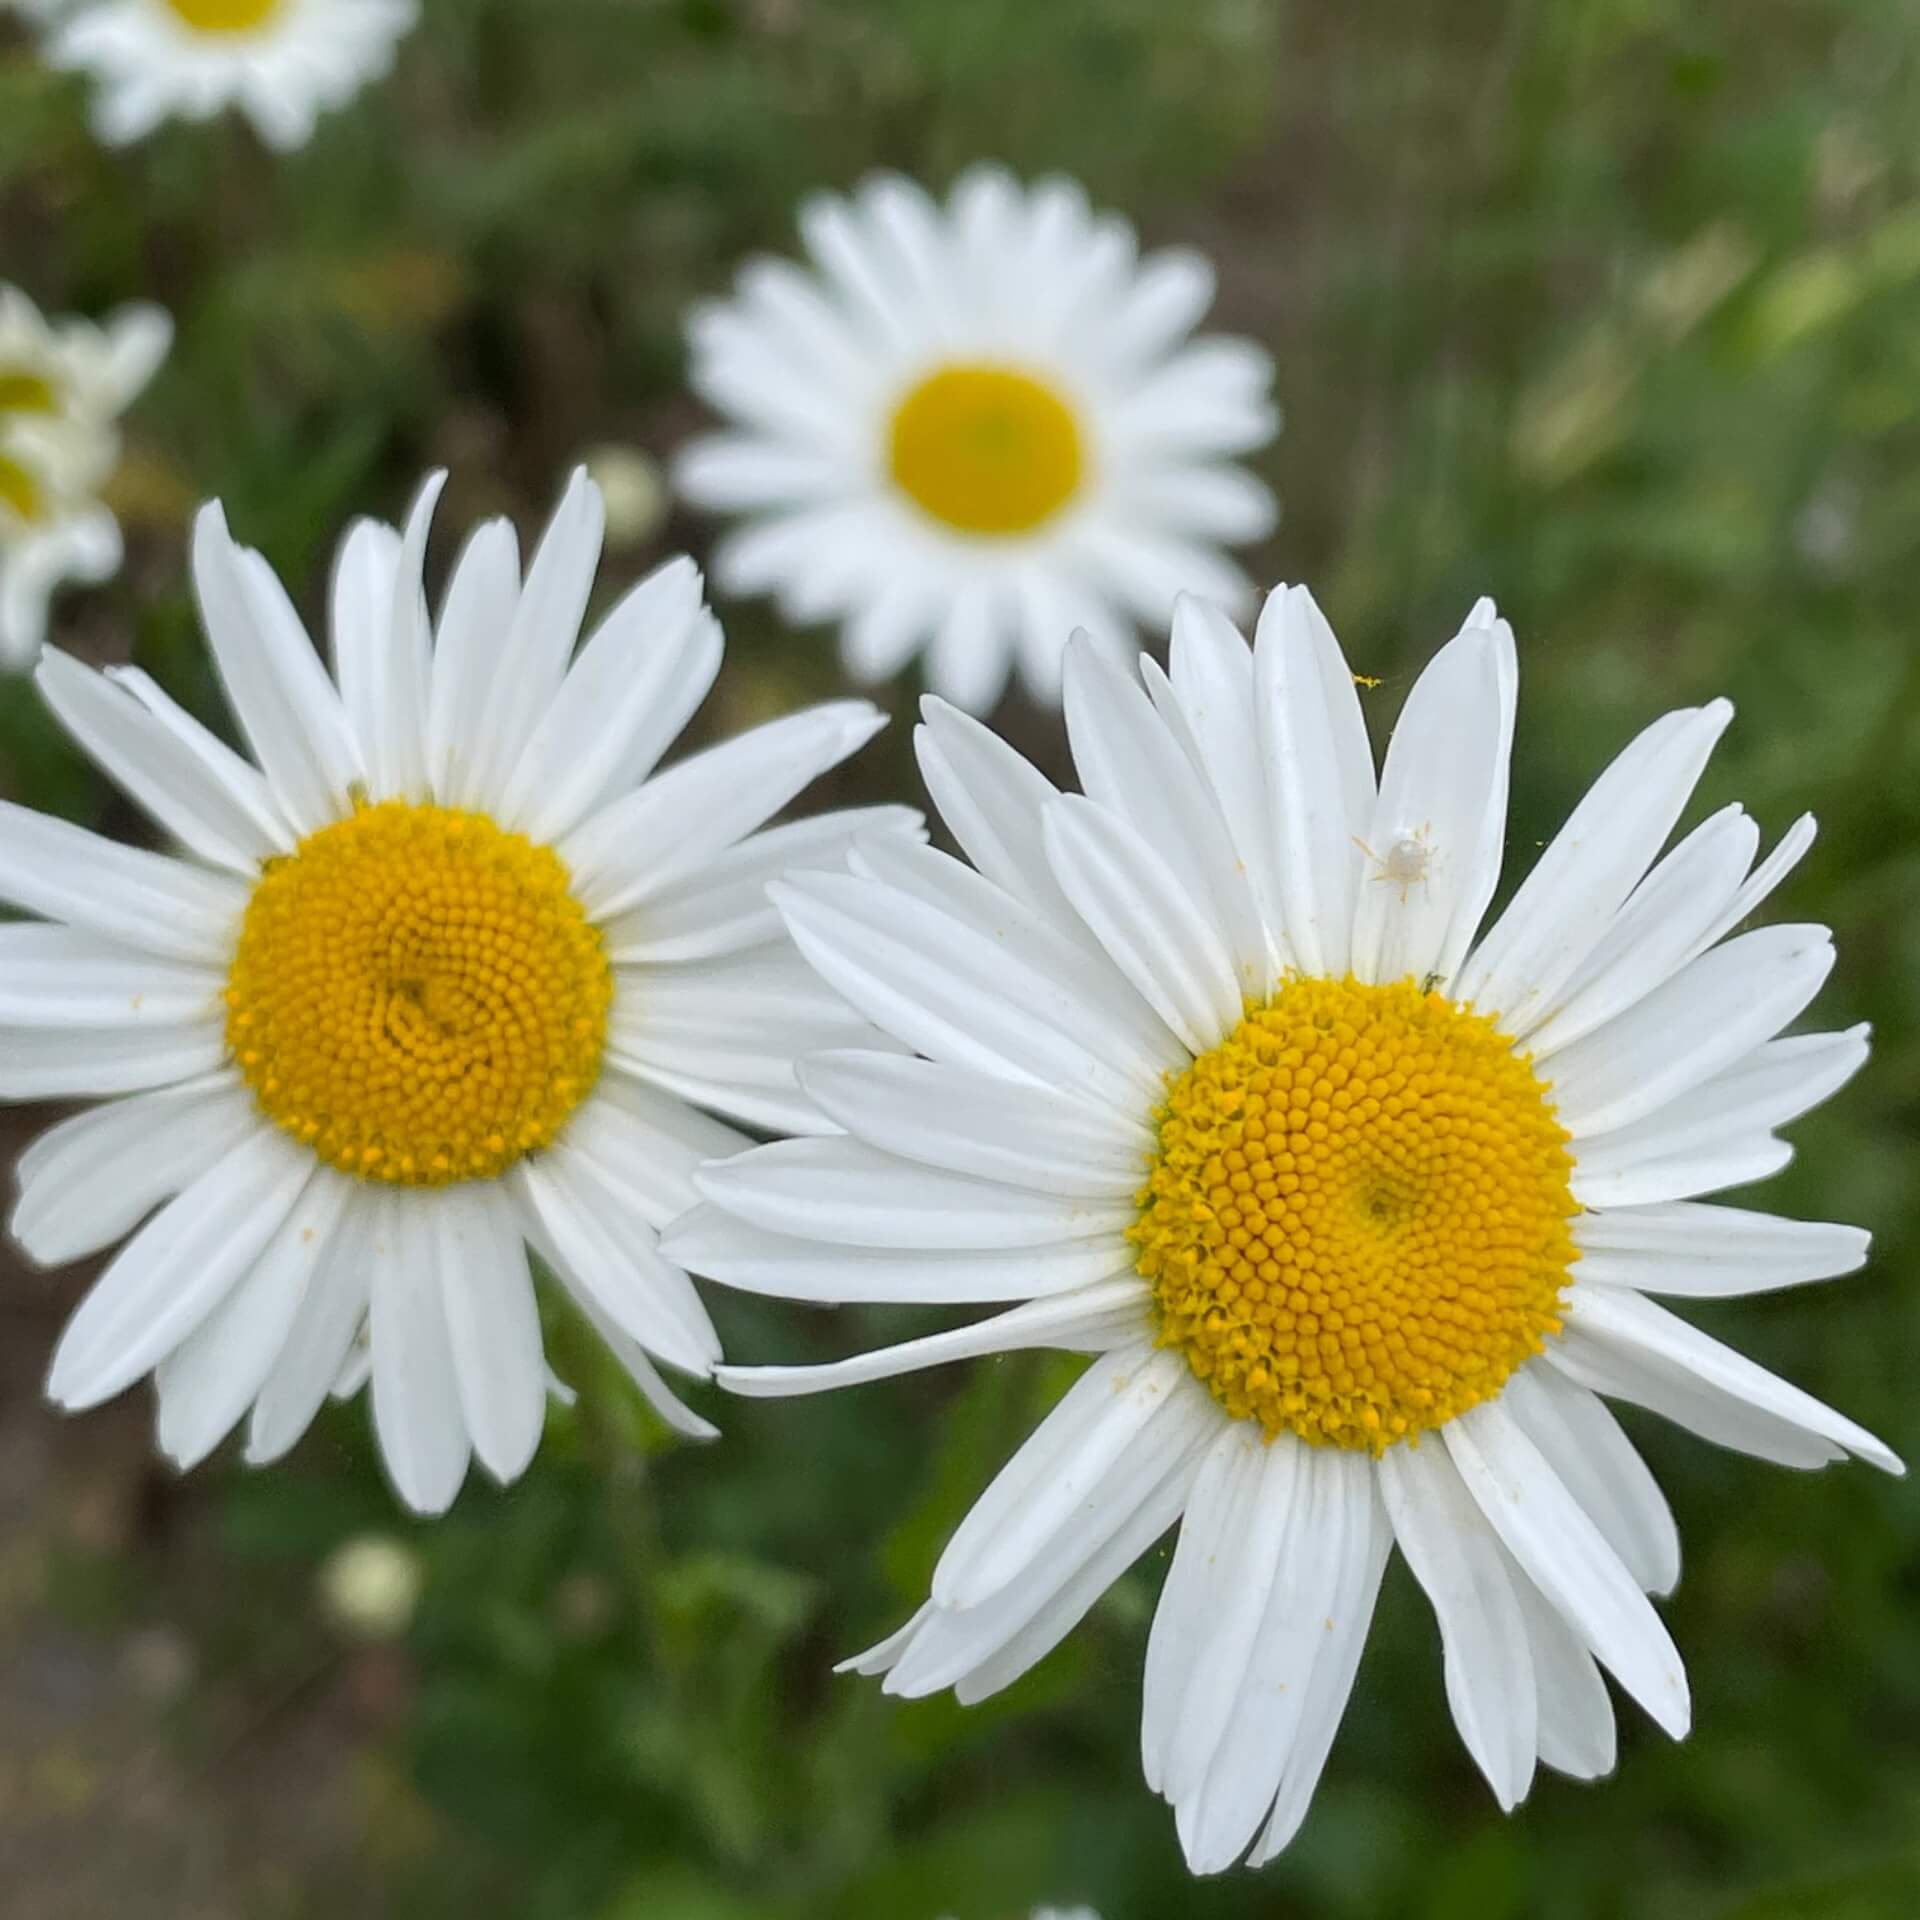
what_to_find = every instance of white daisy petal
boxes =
[1573,1200,1870,1299]
[104,665,295,854]
[1454,700,1734,1033]
[770,868,1172,1109]
[370,1192,472,1515]
[1179,1447,1378,1874]
[561,700,885,919]
[464,468,605,806]
[0,923,224,1027]
[1349,613,1509,989]
[660,1204,1133,1306]
[1253,584,1376,977]
[154,1167,352,1471]
[1061,636,1266,992]
[558,1072,749,1233]
[797,1049,1152,1198]
[1498,1365,1680,1595]
[694,1137,1136,1250]
[46,1125,315,1412]
[714,1276,1150,1399]
[913,697,1086,931]
[509,1150,721,1378]
[435,1181,546,1486]
[1570,1134,1794,1211]
[33,650,284,873]
[1043,795,1241,1053]
[1512,1566,1617,1780]
[1445,1399,1690,1738]
[0,1019,230,1098]
[427,515,522,808]
[11,1072,257,1267]
[497,555,709,844]
[1549,925,1835,1137]
[1160,594,1279,943]
[1248,1478,1391,1865]
[1525,804,1760,1058]
[603,806,922,966]
[191,504,363,835]
[1378,1435,1539,1809]
[1559,1285,1901,1475]
[887,1380,1213,1703]
[246,1195,375,1466]
[1566,1021,1866,1167]
[930,1344,1192,1611]
[0,798,245,963]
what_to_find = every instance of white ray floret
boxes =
[670,583,1901,1875]
[39,0,417,150]
[0,283,171,667]
[2,467,916,1513]
[674,166,1279,714]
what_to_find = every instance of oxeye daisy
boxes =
[665,587,1902,1873]
[673,166,1278,714]
[2,468,914,1514]
[0,284,171,667]
[41,0,417,150]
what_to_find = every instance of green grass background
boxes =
[1,2,1917,1915]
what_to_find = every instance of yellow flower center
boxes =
[887,363,1083,536]
[163,0,284,32]
[0,369,59,413]
[1133,976,1578,1453]
[0,453,45,524]
[224,800,612,1187]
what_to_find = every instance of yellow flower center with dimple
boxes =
[224,800,612,1187]
[1133,975,1578,1453]
[0,453,45,523]
[0,368,59,414]
[164,0,283,32]
[887,363,1083,536]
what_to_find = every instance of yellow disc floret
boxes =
[0,453,44,524]
[888,363,1084,536]
[1133,975,1578,1453]
[225,800,611,1187]
[164,0,284,31]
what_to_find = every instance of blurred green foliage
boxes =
[2,1,1918,1917]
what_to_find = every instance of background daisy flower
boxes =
[0,285,171,666]
[668,586,1902,1874]
[1,467,914,1514]
[41,0,418,149]
[674,166,1279,714]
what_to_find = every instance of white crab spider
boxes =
[1354,824,1438,903]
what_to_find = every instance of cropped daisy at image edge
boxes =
[666,584,1903,1874]
[674,165,1279,715]
[0,467,916,1513]
[38,0,419,150]
[0,283,171,667]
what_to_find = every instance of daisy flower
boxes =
[2,468,914,1514]
[673,167,1278,715]
[42,0,417,150]
[1,285,171,667]
[666,587,1902,1872]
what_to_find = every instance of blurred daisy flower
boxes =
[674,167,1279,714]
[2,468,913,1513]
[40,0,417,150]
[670,588,1901,1873]
[0,285,170,667]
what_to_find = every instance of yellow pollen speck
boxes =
[224,800,611,1188]
[164,0,284,30]
[888,363,1084,536]
[1132,974,1578,1453]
